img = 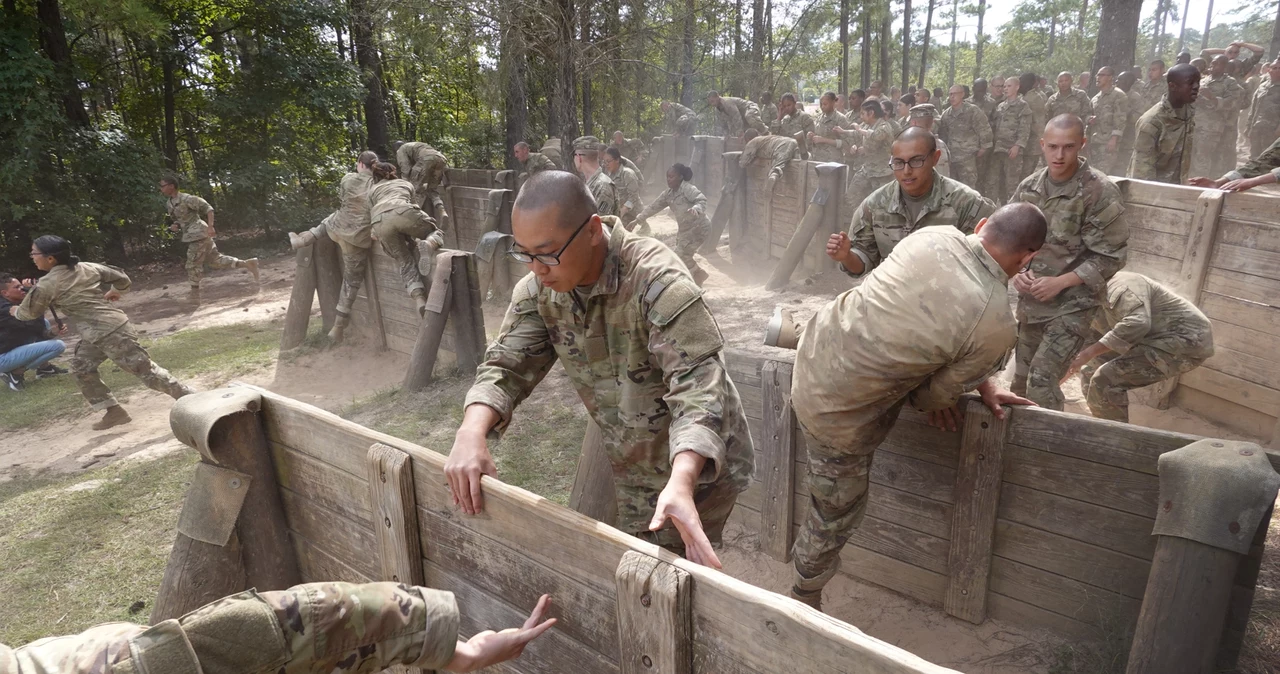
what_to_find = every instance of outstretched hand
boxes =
[446,595,557,672]
[976,382,1036,421]
[649,483,721,569]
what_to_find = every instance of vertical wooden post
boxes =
[943,398,1008,624]
[765,163,843,291]
[699,152,744,255]
[732,154,750,256]
[1218,505,1273,670]
[449,253,486,376]
[568,418,618,525]
[614,551,693,674]
[404,252,460,391]
[313,232,343,332]
[280,246,317,350]
[363,258,388,350]
[759,360,797,562]
[367,443,425,674]
[443,185,461,250]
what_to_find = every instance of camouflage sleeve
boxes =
[958,194,998,234]
[644,274,731,480]
[689,186,708,217]
[635,189,672,221]
[597,183,618,216]
[907,300,1014,411]
[1241,50,1263,73]
[191,195,213,216]
[977,109,994,150]
[1098,289,1150,355]
[1224,136,1280,180]
[93,262,133,293]
[1075,184,1128,289]
[1014,104,1032,148]
[845,202,879,276]
[1129,119,1159,180]
[464,276,558,440]
[396,145,413,179]
[12,273,58,322]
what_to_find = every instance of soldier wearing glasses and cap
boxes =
[444,171,754,570]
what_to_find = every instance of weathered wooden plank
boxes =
[279,487,380,579]
[944,401,1006,623]
[1215,217,1280,254]
[836,545,948,607]
[1201,344,1280,391]
[1003,443,1160,517]
[993,520,1152,599]
[1122,203,1192,236]
[985,592,1100,642]
[759,361,796,562]
[367,444,425,595]
[871,448,958,504]
[267,441,373,521]
[1210,242,1280,283]
[1121,179,1203,211]
[997,483,1156,560]
[846,515,950,575]
[1129,226,1189,260]
[1126,250,1183,284]
[1005,408,1197,476]
[1202,267,1280,306]
[291,532,371,584]
[1206,320,1280,364]
[990,556,1143,629]
[879,420,962,469]
[1218,190,1280,224]
[615,552,692,674]
[1178,366,1280,417]
[1172,385,1280,444]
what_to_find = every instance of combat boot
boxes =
[328,312,351,343]
[92,405,132,430]
[289,231,316,250]
[788,587,823,612]
[188,285,201,304]
[244,258,260,283]
[764,306,802,349]
[412,289,429,318]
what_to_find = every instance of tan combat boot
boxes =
[289,231,316,250]
[788,587,823,612]
[764,306,801,349]
[328,312,351,343]
[92,405,132,430]
[411,289,429,318]
[244,258,260,283]
[188,285,201,304]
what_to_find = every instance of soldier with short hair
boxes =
[707,91,768,137]
[806,92,850,163]
[160,176,259,303]
[968,77,1000,123]
[611,130,649,165]
[394,140,451,225]
[572,137,619,217]
[1142,60,1170,109]
[907,105,952,177]
[760,91,779,127]
[982,76,1032,203]
[1021,72,1049,175]
[514,141,558,194]
[739,130,801,184]
[661,101,699,137]
[1246,58,1280,158]
[1132,64,1201,183]
[770,92,816,157]
[1190,55,1247,178]
[1047,72,1093,128]
[1064,272,1214,423]
[938,84,994,188]
[1087,67,1128,175]
[445,171,754,568]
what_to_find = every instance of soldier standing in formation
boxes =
[394,140,451,227]
[161,176,259,303]
[633,163,712,285]
[1190,55,1246,178]
[604,146,645,230]
[1117,70,1147,171]
[982,76,1032,203]
[1047,72,1093,122]
[367,162,446,317]
[1132,64,1201,183]
[907,105,951,177]
[939,84,994,188]
[445,171,754,568]
[806,92,850,163]
[770,92,816,158]
[1087,67,1128,175]
[1020,73,1049,175]
[1245,57,1280,158]
[1009,115,1129,410]
[573,138,619,217]
[1141,60,1169,109]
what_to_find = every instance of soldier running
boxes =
[633,163,711,285]
[160,176,258,303]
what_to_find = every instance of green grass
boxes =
[0,449,199,645]
[0,321,282,430]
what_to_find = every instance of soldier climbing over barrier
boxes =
[393,140,451,228]
[514,141,557,192]
[632,163,711,285]
[160,175,259,304]
[444,170,754,569]
[368,161,446,317]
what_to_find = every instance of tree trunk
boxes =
[1270,0,1280,64]
[918,0,933,86]
[751,0,764,90]
[581,0,593,137]
[551,0,579,139]
[975,0,986,79]
[879,9,891,85]
[1092,0,1144,75]
[1048,13,1057,59]
[349,0,388,156]
[681,0,695,105]
[948,0,958,86]
[839,0,850,96]
[1149,0,1164,63]
[161,32,179,171]
[501,2,528,170]
[1078,0,1088,48]
[1176,0,1191,55]
[901,0,912,92]
[35,0,89,128]
[1201,0,1214,50]
[861,8,872,88]
[733,0,742,94]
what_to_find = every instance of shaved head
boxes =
[1045,114,1086,139]
[980,203,1048,256]
[512,170,596,230]
[895,126,938,155]
[1168,63,1200,84]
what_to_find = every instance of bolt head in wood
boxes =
[641,593,651,607]
[228,478,241,489]
[642,655,653,667]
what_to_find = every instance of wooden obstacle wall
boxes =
[724,348,1279,654]
[737,158,848,275]
[249,384,960,674]
[1119,179,1280,445]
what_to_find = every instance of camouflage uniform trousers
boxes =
[674,215,710,274]
[951,155,981,189]
[185,238,247,288]
[307,221,372,315]
[371,211,438,298]
[982,152,1027,204]
[72,324,190,410]
[1080,345,1208,422]
[1011,309,1097,411]
[791,402,905,594]
[634,479,740,556]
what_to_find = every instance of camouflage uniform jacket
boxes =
[166,192,213,242]
[1223,135,1280,181]
[715,96,761,136]
[770,110,815,139]
[738,135,800,177]
[614,137,648,163]
[1097,272,1215,359]
[1010,159,1128,323]
[1247,78,1280,136]
[14,263,130,344]
[1121,88,1147,148]
[839,118,897,178]
[663,103,697,133]
[519,152,558,178]
[1194,74,1246,134]
[0,582,460,674]
[585,169,619,216]
[1024,88,1049,148]
[761,102,780,126]
[845,172,996,276]
[1047,88,1094,121]
[464,223,754,534]
[793,227,1016,448]
[540,138,565,167]
[938,102,994,157]
[621,156,645,185]
[636,181,708,230]
[992,96,1033,152]
[1130,95,1196,183]
[368,179,429,225]
[1089,87,1129,143]
[396,142,449,189]
[327,172,374,239]
[810,110,850,162]
[967,94,1000,124]
[1142,78,1169,110]
[608,165,644,214]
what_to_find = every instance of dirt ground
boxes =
[0,212,1275,672]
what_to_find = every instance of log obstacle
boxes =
[568,418,618,525]
[312,232,343,332]
[279,246,317,351]
[765,162,844,290]
[403,251,485,391]
[699,152,744,255]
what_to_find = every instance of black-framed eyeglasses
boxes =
[889,155,930,171]
[507,214,593,266]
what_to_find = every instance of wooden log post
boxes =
[405,252,458,391]
[614,551,693,674]
[765,163,844,290]
[1126,439,1280,674]
[943,398,1008,624]
[759,360,797,562]
[699,152,745,255]
[732,153,750,256]
[450,253,486,376]
[1217,505,1274,670]
[280,245,317,350]
[313,231,343,332]
[366,443,426,587]
[363,260,388,350]
[153,388,301,622]
[568,418,618,525]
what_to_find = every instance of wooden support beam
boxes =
[280,245,317,351]
[943,399,1008,624]
[313,231,343,332]
[366,443,425,587]
[765,163,843,290]
[404,252,459,391]
[759,360,797,562]
[614,551,693,674]
[448,253,486,375]
[364,257,387,350]
[569,418,618,525]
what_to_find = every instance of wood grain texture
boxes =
[944,400,1006,624]
[759,360,796,561]
[280,246,317,350]
[367,443,425,588]
[615,552,693,674]
[404,252,456,391]
[568,418,618,525]
[363,260,388,350]
[1003,443,1160,517]
[313,231,343,332]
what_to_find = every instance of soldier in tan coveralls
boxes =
[1063,271,1215,422]
[1087,67,1128,175]
[1131,64,1201,184]
[572,138,619,217]
[787,203,1045,610]
[1009,115,1128,410]
[445,171,754,568]
[368,162,446,317]
[707,91,768,138]
[160,177,258,302]
[1190,55,1247,179]
[11,236,193,430]
[806,92,850,163]
[0,581,555,674]
[938,84,994,188]
[394,140,451,226]
[633,163,711,285]
[982,77,1032,203]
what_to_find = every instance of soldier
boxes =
[368,162,446,316]
[160,176,259,303]
[1079,71,1093,96]
[865,80,886,102]
[444,171,754,568]
[1047,72,1093,130]
[611,130,649,165]
[1008,114,1128,411]
[784,204,1045,610]
[848,88,867,112]
[1190,135,1280,193]
[1142,60,1169,109]
[968,77,1000,123]
[604,146,644,229]
[1021,72,1049,176]
[1132,64,1201,183]
[1062,272,1214,423]
[931,87,946,111]
[914,87,931,108]
[907,105,951,177]
[661,101,699,137]
[895,95,913,131]
[0,581,556,674]
[514,141,558,193]
[633,163,712,285]
[572,138,618,217]
[825,126,995,278]
[806,92,850,163]
[540,137,565,167]
[287,151,378,343]
[1086,67,1127,175]
[938,84,994,188]
[770,92,816,158]
[1245,57,1280,158]
[1117,70,1148,176]
[1190,55,1246,178]
[9,235,194,430]
[707,91,767,137]
[393,140,451,225]
[1201,41,1266,73]
[982,76,1032,203]
[739,130,801,185]
[837,100,898,210]
[760,91,780,126]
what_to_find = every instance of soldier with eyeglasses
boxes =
[444,171,754,570]
[825,126,995,278]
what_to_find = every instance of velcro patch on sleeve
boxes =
[646,275,703,327]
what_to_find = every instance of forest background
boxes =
[1,0,1275,272]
